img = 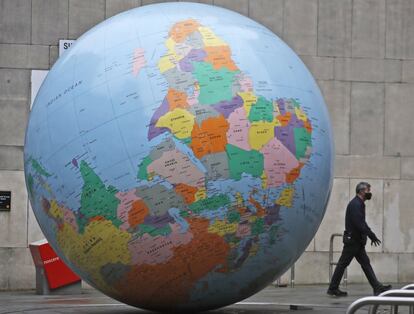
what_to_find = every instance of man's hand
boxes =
[371,238,381,246]
[369,233,381,246]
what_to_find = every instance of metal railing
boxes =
[275,264,295,288]
[329,233,347,286]
[402,284,414,290]
[347,284,414,314]
[369,290,414,314]
[347,297,414,314]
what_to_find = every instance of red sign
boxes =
[29,239,80,289]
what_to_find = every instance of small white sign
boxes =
[59,39,75,56]
[30,70,49,109]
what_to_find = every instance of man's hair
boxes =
[356,182,371,194]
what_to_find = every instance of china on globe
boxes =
[24,2,334,312]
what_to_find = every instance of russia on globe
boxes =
[24,2,334,312]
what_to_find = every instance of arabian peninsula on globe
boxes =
[24,2,334,312]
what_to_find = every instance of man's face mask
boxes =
[364,192,372,200]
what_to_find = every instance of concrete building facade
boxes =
[0,0,413,290]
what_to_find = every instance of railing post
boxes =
[329,233,347,286]
[274,264,295,287]
[344,267,348,287]
[329,234,334,280]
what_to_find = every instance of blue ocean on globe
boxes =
[24,2,334,311]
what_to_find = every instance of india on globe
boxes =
[24,2,334,312]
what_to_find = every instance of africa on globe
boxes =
[24,2,334,312]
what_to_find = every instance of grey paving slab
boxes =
[105,0,141,18]
[317,80,350,155]
[351,0,386,59]
[300,56,334,81]
[0,284,389,314]
[283,0,317,56]
[384,83,414,156]
[317,0,352,57]
[398,254,414,283]
[401,157,414,179]
[0,99,29,146]
[0,145,24,171]
[68,0,105,39]
[248,0,284,37]
[31,0,69,45]
[8,248,37,290]
[213,0,249,16]
[0,69,30,101]
[0,44,49,70]
[350,83,384,156]
[294,252,330,284]
[402,60,414,82]
[0,0,31,44]
[334,58,401,83]
[386,0,414,59]
[383,180,414,253]
[334,155,400,179]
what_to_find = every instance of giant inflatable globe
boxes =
[25,2,333,312]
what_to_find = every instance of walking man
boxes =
[327,182,392,297]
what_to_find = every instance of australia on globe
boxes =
[24,2,334,312]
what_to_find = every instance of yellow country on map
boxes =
[248,121,275,150]
[156,108,195,139]
[276,186,295,207]
[208,220,238,237]
[238,92,257,115]
[294,107,308,122]
[198,26,227,46]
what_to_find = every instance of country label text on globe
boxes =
[24,3,334,312]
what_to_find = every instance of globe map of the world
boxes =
[24,2,334,312]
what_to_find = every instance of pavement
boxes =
[0,283,410,314]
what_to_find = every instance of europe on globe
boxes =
[24,2,334,312]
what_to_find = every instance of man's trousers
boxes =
[329,242,381,290]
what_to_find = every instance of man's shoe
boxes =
[374,284,392,296]
[327,288,348,297]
